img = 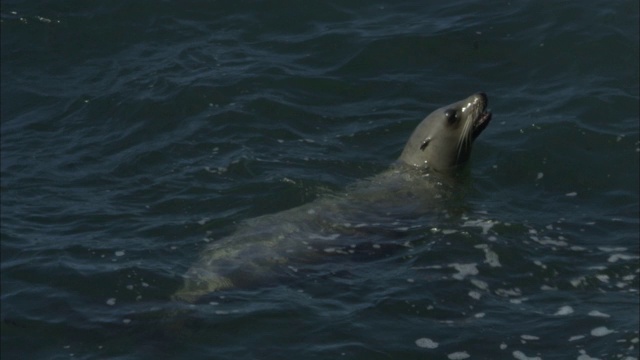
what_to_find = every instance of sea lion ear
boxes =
[420,138,431,151]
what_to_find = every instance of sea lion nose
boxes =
[475,92,488,105]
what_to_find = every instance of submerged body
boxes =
[174,93,492,302]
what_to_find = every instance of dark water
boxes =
[2,1,638,359]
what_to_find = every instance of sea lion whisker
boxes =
[456,113,473,160]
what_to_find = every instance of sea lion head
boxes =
[399,93,492,172]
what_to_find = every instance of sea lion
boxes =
[173,93,492,302]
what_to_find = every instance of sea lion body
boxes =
[174,93,492,302]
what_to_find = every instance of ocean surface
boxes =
[1,1,638,359]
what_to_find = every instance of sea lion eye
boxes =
[445,109,457,124]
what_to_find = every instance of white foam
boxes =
[450,263,479,280]
[608,254,638,263]
[534,260,547,269]
[569,335,585,341]
[520,335,539,340]
[512,350,541,360]
[475,244,501,267]
[447,351,470,359]
[462,219,497,235]
[470,279,489,290]
[577,349,601,360]
[554,305,574,316]
[590,326,614,337]
[496,288,522,297]
[598,246,627,252]
[536,238,568,247]
[308,233,340,241]
[570,277,586,288]
[106,298,116,306]
[323,247,347,254]
[415,337,438,349]
[588,310,610,318]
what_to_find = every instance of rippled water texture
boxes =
[2,1,639,359]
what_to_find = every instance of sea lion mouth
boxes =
[471,93,491,140]
[472,110,492,140]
